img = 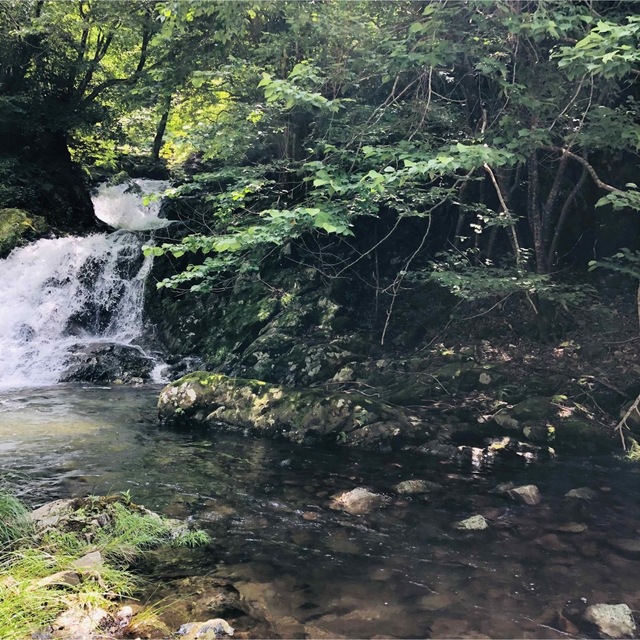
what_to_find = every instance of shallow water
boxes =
[2,386,640,638]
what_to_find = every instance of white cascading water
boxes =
[0,180,169,390]
[93,179,171,230]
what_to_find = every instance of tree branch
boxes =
[81,27,151,105]
[544,146,621,193]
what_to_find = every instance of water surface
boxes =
[2,386,640,638]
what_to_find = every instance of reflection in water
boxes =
[2,386,640,638]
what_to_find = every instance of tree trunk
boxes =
[152,95,171,162]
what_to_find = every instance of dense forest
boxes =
[2,0,639,289]
[3,2,640,638]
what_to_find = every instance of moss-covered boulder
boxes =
[158,372,432,451]
[0,208,48,257]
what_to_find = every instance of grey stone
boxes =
[554,522,588,534]
[179,618,235,639]
[454,515,489,531]
[60,342,154,384]
[565,487,598,500]
[507,484,541,505]
[609,539,640,556]
[394,479,433,495]
[71,550,103,570]
[52,604,110,639]
[36,570,81,588]
[330,488,386,515]
[29,499,75,530]
[585,603,636,638]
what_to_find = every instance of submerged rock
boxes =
[330,488,387,515]
[394,479,434,495]
[565,487,598,501]
[158,372,431,452]
[454,515,489,531]
[585,603,636,638]
[507,484,541,506]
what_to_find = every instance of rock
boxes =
[492,481,515,494]
[36,570,81,589]
[60,342,154,384]
[71,550,103,570]
[29,499,75,530]
[507,484,541,506]
[158,372,431,452]
[126,614,172,639]
[534,533,568,552]
[330,488,387,515]
[52,604,110,639]
[512,397,555,420]
[394,479,434,495]
[584,603,636,638]
[565,487,598,500]
[493,413,519,430]
[116,605,134,622]
[454,515,489,531]
[419,592,456,611]
[178,618,235,639]
[609,539,640,556]
[554,522,588,534]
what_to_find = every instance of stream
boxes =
[2,385,640,638]
[1,181,640,638]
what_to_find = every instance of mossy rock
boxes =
[0,208,48,257]
[553,418,616,455]
[158,372,434,452]
[511,397,556,421]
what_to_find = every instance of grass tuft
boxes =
[0,492,209,639]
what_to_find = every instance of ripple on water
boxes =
[2,386,640,638]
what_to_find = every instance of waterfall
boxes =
[0,180,168,390]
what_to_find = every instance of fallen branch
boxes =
[615,392,640,451]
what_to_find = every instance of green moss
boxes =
[0,208,48,257]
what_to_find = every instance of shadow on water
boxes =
[2,385,640,638]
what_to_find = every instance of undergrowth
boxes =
[0,490,210,640]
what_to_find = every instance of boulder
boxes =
[330,488,387,515]
[60,342,155,384]
[585,603,636,638]
[565,487,598,501]
[507,484,541,506]
[158,372,431,452]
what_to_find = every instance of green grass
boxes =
[0,490,32,546]
[0,492,210,639]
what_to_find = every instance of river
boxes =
[1,384,640,638]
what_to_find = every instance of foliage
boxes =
[2,0,640,326]
[589,248,640,281]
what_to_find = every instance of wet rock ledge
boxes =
[158,372,435,452]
